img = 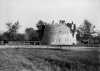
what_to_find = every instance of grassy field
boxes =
[0,46,99,71]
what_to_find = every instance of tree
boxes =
[4,21,20,41]
[36,20,46,41]
[66,21,76,37]
[6,21,20,33]
[78,20,95,35]
[76,20,95,45]
[25,27,39,41]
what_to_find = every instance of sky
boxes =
[0,0,100,33]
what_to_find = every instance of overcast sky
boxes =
[0,0,100,33]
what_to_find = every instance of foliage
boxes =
[25,27,39,41]
[76,20,96,46]
[0,21,21,42]
[78,20,95,35]
[6,21,20,33]
[36,20,46,41]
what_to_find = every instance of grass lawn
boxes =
[0,46,99,71]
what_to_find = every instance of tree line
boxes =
[0,19,100,46]
[0,20,46,45]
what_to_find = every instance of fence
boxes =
[0,41,41,45]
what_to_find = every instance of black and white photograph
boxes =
[0,0,99,71]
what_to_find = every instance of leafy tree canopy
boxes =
[6,21,20,33]
[78,20,95,36]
